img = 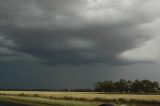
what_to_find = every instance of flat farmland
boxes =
[0,91,160,106]
[0,91,160,101]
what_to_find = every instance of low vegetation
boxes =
[0,95,99,106]
[95,79,160,94]
[0,91,160,106]
[0,79,160,106]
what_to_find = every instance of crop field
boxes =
[0,91,160,106]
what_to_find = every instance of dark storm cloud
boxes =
[0,0,160,65]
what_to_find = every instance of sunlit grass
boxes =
[0,91,160,106]
[0,95,99,106]
[0,91,160,101]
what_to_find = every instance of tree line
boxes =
[94,79,160,94]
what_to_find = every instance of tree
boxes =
[103,81,115,93]
[95,81,105,92]
[94,79,160,94]
[131,80,142,93]
[152,81,159,93]
[115,79,128,93]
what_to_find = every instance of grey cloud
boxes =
[0,0,159,65]
[0,34,38,62]
[0,35,15,47]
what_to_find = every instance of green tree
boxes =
[94,81,104,92]
[131,80,142,93]
[94,79,160,94]
[115,79,128,93]
[103,81,115,93]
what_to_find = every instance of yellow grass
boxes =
[0,95,99,106]
[0,91,160,102]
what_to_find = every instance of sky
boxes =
[0,0,160,89]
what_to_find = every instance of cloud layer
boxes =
[0,0,160,65]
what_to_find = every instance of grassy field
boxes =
[0,95,99,106]
[0,91,160,106]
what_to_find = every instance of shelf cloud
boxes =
[0,0,160,65]
[1,0,160,89]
